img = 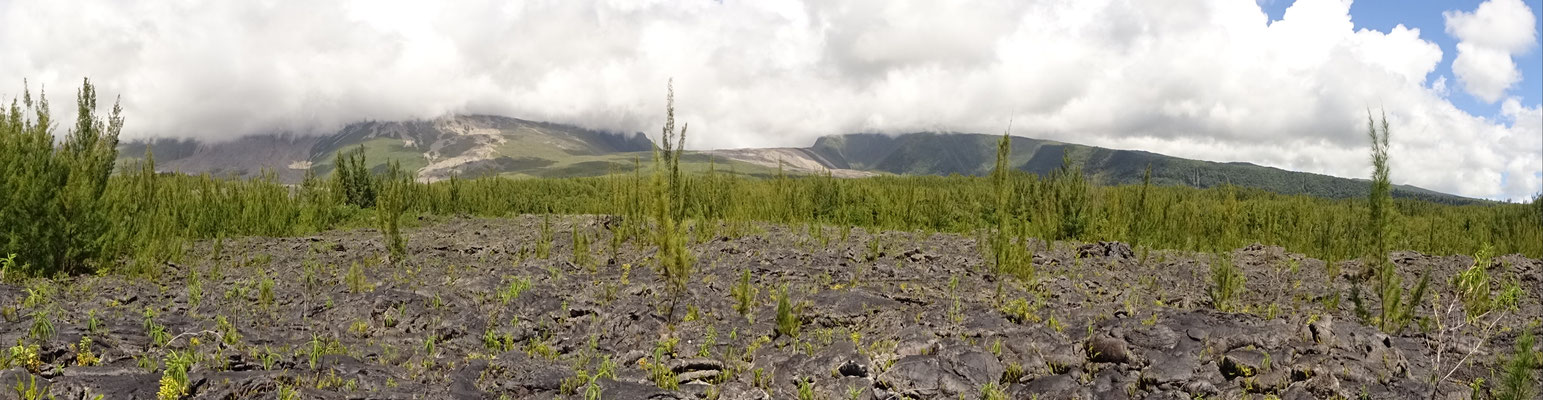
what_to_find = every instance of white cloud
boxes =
[1444,0,1539,103]
[1498,98,1543,198]
[0,0,1539,201]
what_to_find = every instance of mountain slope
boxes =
[118,117,1479,204]
[121,115,694,182]
[798,132,1476,204]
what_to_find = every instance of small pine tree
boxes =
[1363,111,1429,334]
[654,80,694,319]
[1366,110,1393,261]
[0,78,122,276]
[332,146,376,209]
[1131,164,1152,248]
[1495,329,1538,400]
[1209,252,1244,312]
[377,160,412,262]
[1533,192,1542,230]
[990,132,1031,280]
[1053,154,1089,241]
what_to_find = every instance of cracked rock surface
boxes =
[0,216,1538,399]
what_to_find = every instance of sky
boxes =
[0,0,1539,201]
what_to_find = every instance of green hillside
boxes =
[117,115,784,182]
[811,132,1479,205]
[116,118,1481,204]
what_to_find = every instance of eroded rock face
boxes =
[0,216,1534,399]
[1077,241,1135,260]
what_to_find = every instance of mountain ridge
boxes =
[116,115,1482,205]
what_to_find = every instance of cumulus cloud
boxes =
[1444,0,1538,103]
[0,0,1539,200]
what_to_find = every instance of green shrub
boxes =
[346,262,372,293]
[1209,253,1244,312]
[654,80,694,319]
[775,285,800,338]
[572,228,592,270]
[1455,245,1495,321]
[1052,154,1090,241]
[27,311,53,343]
[0,79,123,277]
[331,146,377,209]
[0,254,16,283]
[1001,297,1039,324]
[989,133,1033,281]
[377,160,412,262]
[12,374,49,400]
[499,275,532,305]
[1366,111,1393,263]
[796,378,815,400]
[257,272,276,311]
[980,382,1008,400]
[216,315,240,346]
[1375,264,1430,334]
[1362,111,1430,334]
[732,269,756,317]
[1495,329,1538,400]
[157,350,196,400]
[537,214,554,259]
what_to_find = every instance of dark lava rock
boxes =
[47,366,160,400]
[1182,380,1220,398]
[876,343,1004,399]
[877,355,951,398]
[599,378,688,400]
[941,345,1004,388]
[716,381,770,400]
[893,326,938,357]
[1140,353,1195,386]
[1091,367,1137,398]
[1306,314,1337,348]
[484,351,574,395]
[1,216,1531,400]
[1086,335,1135,364]
[838,359,869,378]
[1043,344,1085,374]
[676,370,720,384]
[1125,324,1180,350]
[449,359,489,399]
[1244,368,1292,394]
[1021,374,1082,398]
[667,357,725,373]
[195,370,287,400]
[1077,241,1135,260]
[1221,348,1270,379]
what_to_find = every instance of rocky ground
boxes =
[1,215,1539,400]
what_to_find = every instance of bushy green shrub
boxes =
[1209,253,1244,312]
[775,285,800,338]
[0,79,123,277]
[332,146,377,209]
[732,269,756,317]
[1374,265,1429,334]
[377,160,412,262]
[1494,329,1538,400]
[990,133,1033,281]
[1455,245,1495,321]
[1052,154,1090,241]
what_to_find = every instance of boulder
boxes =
[1086,335,1135,364]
